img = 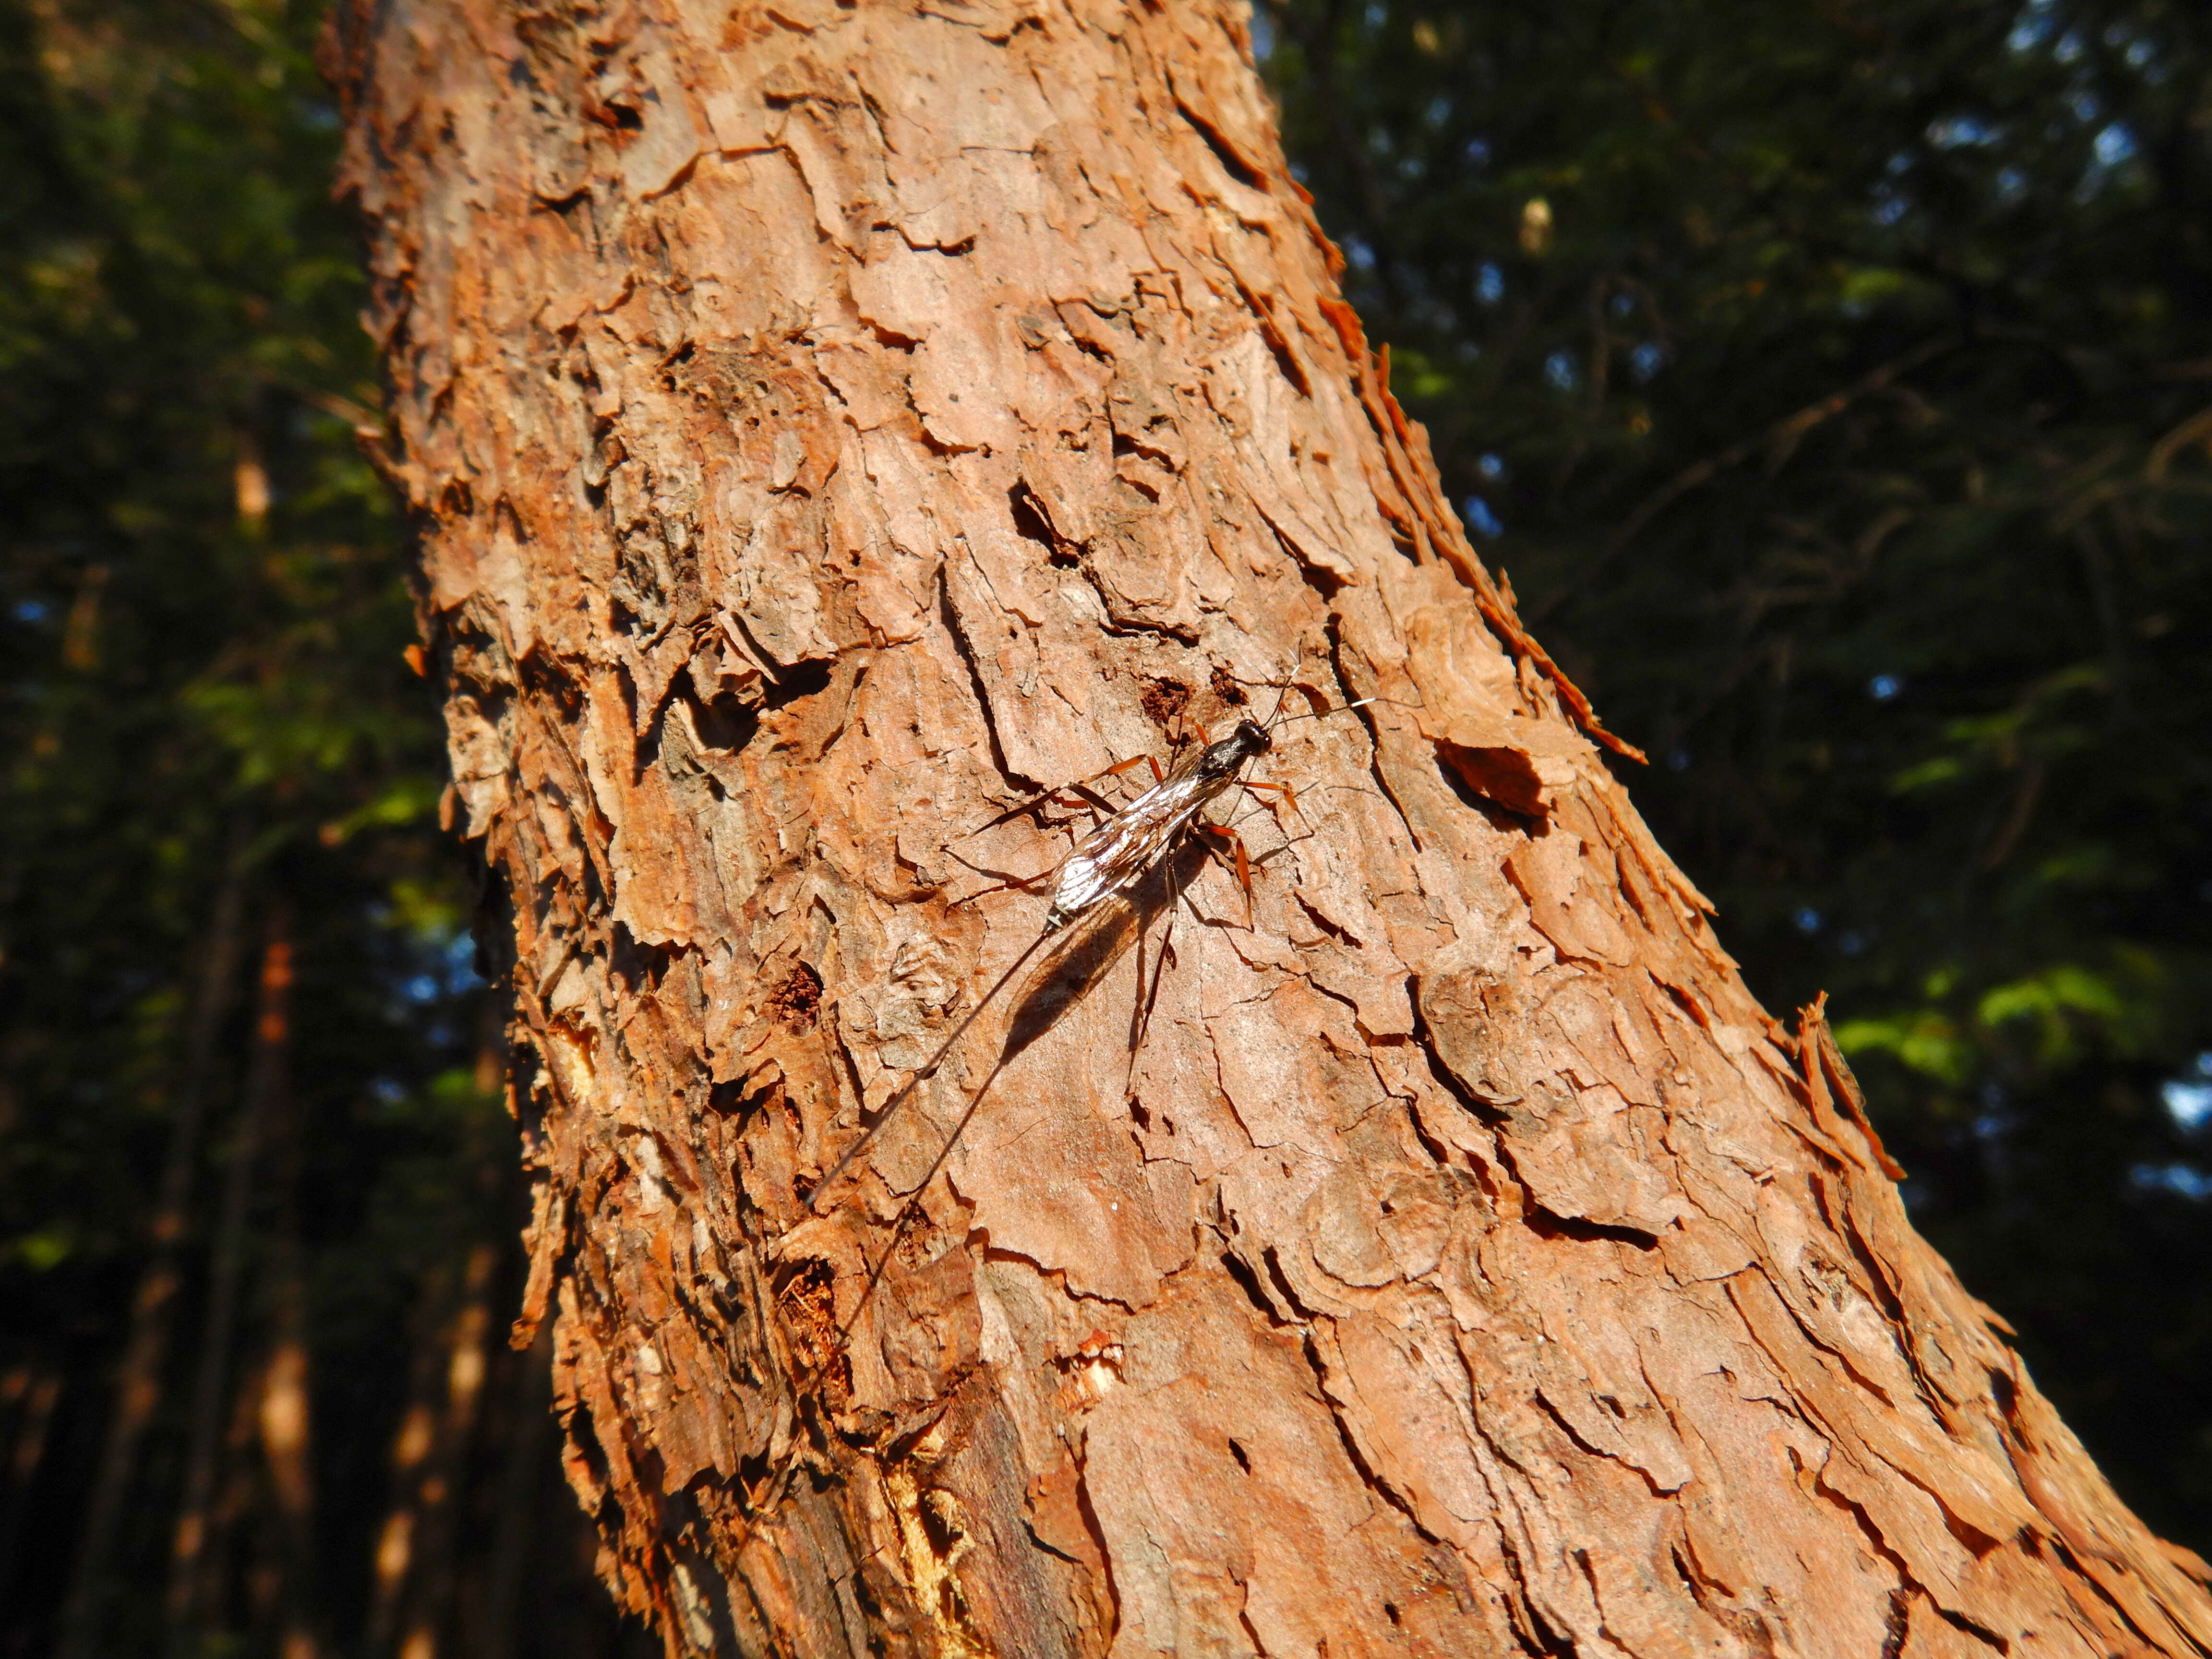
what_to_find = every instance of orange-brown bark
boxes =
[327,1,2212,1654]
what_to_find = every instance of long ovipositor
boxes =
[802,688,1392,1213]
[802,719,1277,1211]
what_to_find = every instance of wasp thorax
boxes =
[1200,720,1272,778]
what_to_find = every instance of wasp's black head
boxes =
[1199,719,1272,778]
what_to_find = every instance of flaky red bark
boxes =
[327,2,2212,1655]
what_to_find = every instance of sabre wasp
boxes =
[800,668,1400,1221]
[738,665,1407,1532]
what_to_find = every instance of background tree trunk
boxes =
[169,897,296,1647]
[54,828,249,1659]
[369,999,515,1659]
[328,1,2212,1654]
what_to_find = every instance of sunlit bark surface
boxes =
[328,1,2212,1653]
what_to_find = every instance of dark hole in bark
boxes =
[1227,1438,1250,1473]
[1522,1207,1659,1251]
[1177,98,1264,189]
[1009,480,1075,570]
[1432,744,1542,830]
[1219,1250,1286,1326]
[1383,1602,1402,1626]
[736,1448,772,1505]
[1670,1545,1697,1592]
[761,657,833,709]
[918,1491,963,1558]
[684,685,760,754]
[517,648,585,717]
[607,922,667,997]
[1261,1245,1317,1320]
[1266,520,1340,597]
[1141,676,1191,728]
[1209,664,1249,707]
[1522,1600,1580,1659]
[1987,1366,2019,1420]
[565,1398,612,1501]
[1880,1589,1912,1659]
[769,962,823,1030]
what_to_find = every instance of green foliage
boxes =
[0,0,418,1276]
[1265,0,2212,1547]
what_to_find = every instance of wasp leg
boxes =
[947,865,1057,907]
[1126,907,1149,1090]
[1197,821,1255,930]
[1238,776,1300,830]
[959,752,1157,840]
[1127,853,1189,1098]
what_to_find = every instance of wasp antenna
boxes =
[1254,642,1317,732]
[1273,693,1425,727]
[1272,696,1375,726]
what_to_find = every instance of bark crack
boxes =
[936,563,1029,796]
[1302,1327,1451,1551]
[1529,1387,1676,1502]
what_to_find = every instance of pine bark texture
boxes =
[327,3,2212,1656]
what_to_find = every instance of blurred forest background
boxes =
[0,0,2205,1654]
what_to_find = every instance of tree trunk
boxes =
[56,826,250,1659]
[327,2,2212,1655]
[367,1240,500,1659]
[169,898,295,1649]
[0,1362,63,1611]
[258,1003,325,1659]
[370,998,514,1659]
[479,1323,559,1659]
